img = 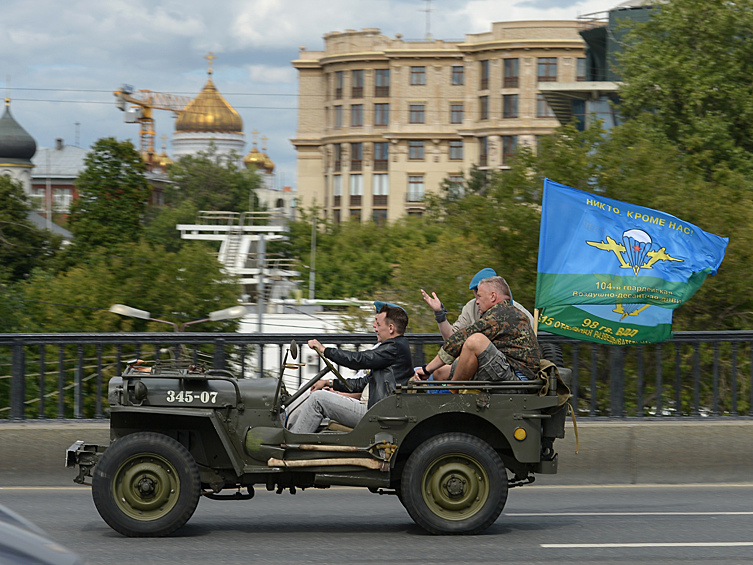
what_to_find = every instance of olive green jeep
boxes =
[66,341,570,537]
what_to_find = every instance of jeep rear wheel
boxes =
[92,432,200,537]
[401,433,508,535]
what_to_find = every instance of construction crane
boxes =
[114,85,192,164]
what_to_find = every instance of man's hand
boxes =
[310,379,330,392]
[413,366,431,380]
[307,339,324,354]
[420,289,442,312]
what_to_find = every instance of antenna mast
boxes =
[422,0,433,41]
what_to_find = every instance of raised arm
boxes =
[420,289,453,340]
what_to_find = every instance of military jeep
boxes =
[66,340,570,537]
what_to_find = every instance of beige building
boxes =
[292,21,587,223]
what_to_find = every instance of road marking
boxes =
[543,542,753,548]
[510,511,753,516]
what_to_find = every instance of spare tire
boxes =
[539,342,564,368]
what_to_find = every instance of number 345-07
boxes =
[166,390,218,404]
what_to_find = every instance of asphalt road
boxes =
[2,483,753,565]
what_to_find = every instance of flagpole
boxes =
[533,308,539,335]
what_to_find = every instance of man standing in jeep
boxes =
[289,303,413,433]
[414,276,539,385]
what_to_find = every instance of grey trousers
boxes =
[288,390,367,433]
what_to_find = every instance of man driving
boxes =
[288,302,413,433]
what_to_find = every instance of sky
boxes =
[1,0,623,190]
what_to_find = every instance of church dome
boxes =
[175,78,243,134]
[261,152,275,174]
[0,99,37,163]
[243,145,265,169]
[156,150,173,169]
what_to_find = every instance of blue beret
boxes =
[468,268,497,290]
[374,301,407,314]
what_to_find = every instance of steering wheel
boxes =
[314,347,353,392]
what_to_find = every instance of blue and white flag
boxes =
[535,179,728,345]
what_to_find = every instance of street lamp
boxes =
[109,304,248,331]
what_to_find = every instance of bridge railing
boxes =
[0,331,751,420]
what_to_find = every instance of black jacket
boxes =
[325,336,413,408]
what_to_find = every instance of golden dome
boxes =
[261,152,275,174]
[243,145,265,169]
[156,151,173,168]
[175,77,243,133]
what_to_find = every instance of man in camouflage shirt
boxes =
[414,276,539,384]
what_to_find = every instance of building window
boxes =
[373,173,389,196]
[479,137,488,166]
[352,69,364,97]
[334,105,343,128]
[503,94,518,118]
[335,71,344,98]
[502,135,518,164]
[372,208,388,225]
[374,103,389,126]
[503,58,519,88]
[451,65,464,85]
[351,104,363,127]
[350,208,361,221]
[410,66,426,85]
[409,104,425,124]
[577,58,586,82]
[333,175,342,207]
[53,188,73,212]
[351,142,363,171]
[409,140,425,160]
[449,140,463,161]
[375,69,390,97]
[373,142,389,171]
[538,57,557,82]
[479,96,489,120]
[350,174,363,207]
[334,144,342,172]
[373,174,389,207]
[450,103,464,124]
[537,94,556,118]
[480,60,489,90]
[407,176,425,201]
[333,209,341,223]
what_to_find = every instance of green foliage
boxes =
[143,200,201,253]
[0,176,61,282]
[617,0,753,174]
[18,241,242,332]
[68,138,150,254]
[166,145,261,211]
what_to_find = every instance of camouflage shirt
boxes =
[439,301,540,379]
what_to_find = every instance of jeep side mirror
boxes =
[289,340,298,360]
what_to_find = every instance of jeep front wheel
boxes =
[401,433,508,535]
[92,432,201,537]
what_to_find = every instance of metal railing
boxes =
[1,331,751,420]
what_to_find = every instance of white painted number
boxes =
[165,390,218,404]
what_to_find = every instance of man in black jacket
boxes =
[288,303,413,433]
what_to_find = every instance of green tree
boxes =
[143,200,200,253]
[617,0,753,174]
[67,137,150,255]
[0,176,60,282]
[19,241,242,332]
[166,145,261,211]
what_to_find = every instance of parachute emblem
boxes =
[586,230,683,276]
